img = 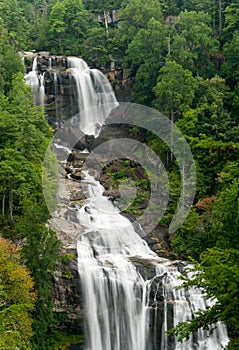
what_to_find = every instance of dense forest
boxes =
[1,0,239,349]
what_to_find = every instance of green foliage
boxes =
[225,338,239,350]
[209,179,239,249]
[47,332,84,350]
[81,26,109,66]
[224,0,239,40]
[0,237,36,349]
[181,0,228,36]
[0,26,24,93]
[24,226,61,349]
[0,72,53,227]
[154,59,197,120]
[113,0,163,56]
[83,0,123,11]
[169,248,239,341]
[222,31,239,88]
[171,10,220,77]
[217,159,239,186]
[0,0,32,48]
[170,208,210,260]
[47,0,102,56]
[124,18,170,104]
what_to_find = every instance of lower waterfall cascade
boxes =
[76,171,228,350]
[24,54,229,349]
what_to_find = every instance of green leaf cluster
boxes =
[0,237,36,349]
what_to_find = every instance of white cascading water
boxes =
[25,56,45,106]
[39,72,45,106]
[67,57,118,136]
[77,172,228,350]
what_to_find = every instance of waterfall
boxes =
[49,57,52,70]
[67,57,118,136]
[25,56,45,107]
[23,54,117,133]
[39,73,45,106]
[26,54,228,348]
[77,172,228,350]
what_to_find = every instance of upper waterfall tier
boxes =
[23,54,127,133]
[67,57,118,136]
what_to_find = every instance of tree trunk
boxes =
[43,0,47,19]
[104,10,109,38]
[219,0,222,36]
[2,191,5,217]
[9,189,13,221]
[170,105,174,162]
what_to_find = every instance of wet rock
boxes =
[99,174,111,190]
[70,190,85,201]
[103,189,121,199]
[52,256,84,334]
[70,170,85,181]
[155,249,180,260]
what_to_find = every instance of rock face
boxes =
[93,10,121,25]
[49,164,86,334]
[51,255,84,334]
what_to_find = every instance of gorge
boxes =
[24,54,229,350]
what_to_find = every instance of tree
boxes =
[171,171,239,258]
[0,149,36,222]
[171,10,220,77]
[189,137,239,196]
[48,1,67,54]
[81,26,109,66]
[48,0,100,55]
[0,64,61,347]
[170,247,239,348]
[124,18,170,104]
[0,237,36,349]
[7,73,52,163]
[209,179,239,249]
[224,0,239,40]
[170,206,213,260]
[0,0,32,48]
[158,0,180,17]
[83,0,124,11]
[180,0,229,36]
[0,25,24,94]
[194,75,233,140]
[221,31,239,88]
[20,205,62,349]
[153,60,197,121]
[113,0,163,57]
[0,72,52,227]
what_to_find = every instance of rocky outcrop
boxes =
[93,10,121,25]
[51,255,84,333]
[49,163,85,333]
